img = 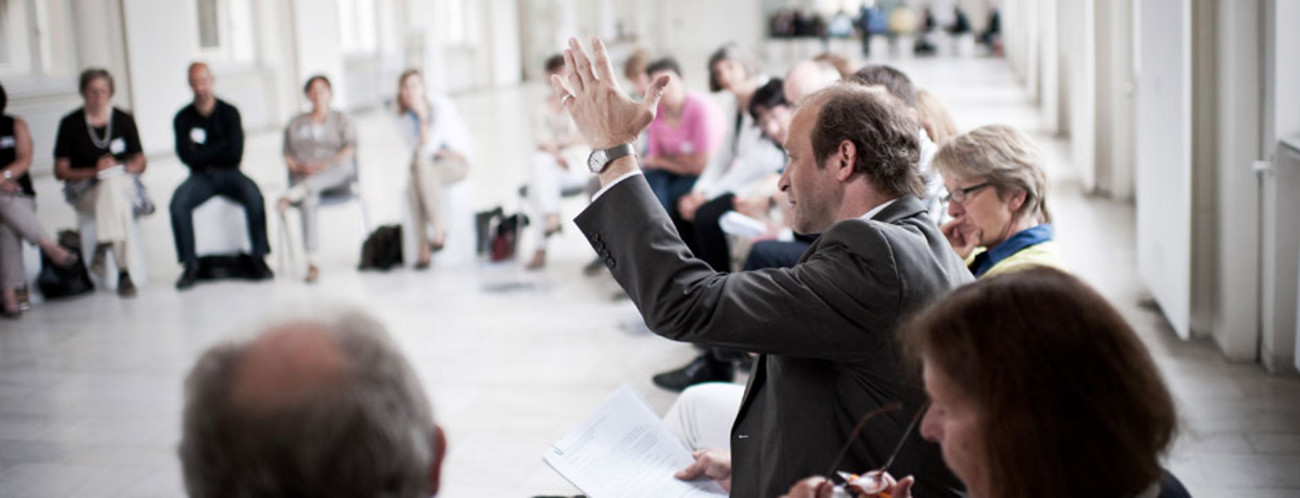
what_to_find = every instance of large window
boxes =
[0,0,74,81]
[194,0,255,64]
[338,0,378,54]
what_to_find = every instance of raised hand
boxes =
[550,37,668,150]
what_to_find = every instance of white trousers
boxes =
[74,173,136,270]
[526,151,590,248]
[663,382,746,452]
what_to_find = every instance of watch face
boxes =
[588,150,608,173]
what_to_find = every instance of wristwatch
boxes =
[587,144,637,174]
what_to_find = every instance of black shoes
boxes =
[250,257,274,280]
[652,354,735,393]
[176,263,201,290]
[117,272,137,298]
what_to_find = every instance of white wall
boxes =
[290,0,346,109]
[122,0,196,156]
[1260,0,1300,372]
[1135,0,1193,339]
[1212,0,1262,361]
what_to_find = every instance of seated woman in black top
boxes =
[0,82,78,317]
[53,68,148,297]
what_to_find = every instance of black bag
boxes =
[197,253,268,280]
[359,224,404,271]
[37,230,94,299]
[475,206,504,255]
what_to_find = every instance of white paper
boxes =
[543,384,728,498]
[95,165,126,179]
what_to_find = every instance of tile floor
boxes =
[2,52,1298,497]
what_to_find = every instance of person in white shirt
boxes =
[394,69,475,269]
[526,55,593,270]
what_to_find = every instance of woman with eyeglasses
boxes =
[934,125,1064,278]
[782,268,1189,498]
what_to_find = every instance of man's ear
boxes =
[429,424,447,495]
[836,140,857,182]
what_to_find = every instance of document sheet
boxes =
[543,384,729,498]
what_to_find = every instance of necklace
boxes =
[86,110,113,150]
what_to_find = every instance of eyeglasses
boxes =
[941,182,992,204]
[827,401,931,492]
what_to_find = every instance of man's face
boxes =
[189,66,214,103]
[778,102,843,234]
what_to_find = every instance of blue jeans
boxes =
[642,169,698,218]
[170,168,269,265]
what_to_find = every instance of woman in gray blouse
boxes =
[278,75,357,283]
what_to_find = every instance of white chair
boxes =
[401,180,474,267]
[192,196,253,256]
[78,213,148,291]
[276,170,370,276]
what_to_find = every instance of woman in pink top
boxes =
[642,57,719,217]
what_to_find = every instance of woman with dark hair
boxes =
[782,267,1189,498]
[279,75,357,282]
[53,68,148,297]
[393,69,473,269]
[0,82,79,317]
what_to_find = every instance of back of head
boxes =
[811,52,853,79]
[784,59,841,103]
[932,124,1051,223]
[915,88,958,143]
[544,54,566,76]
[850,64,918,109]
[180,311,438,498]
[904,267,1177,498]
[807,85,924,197]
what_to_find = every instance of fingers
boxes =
[567,38,596,89]
[592,37,618,83]
[892,476,916,498]
[674,456,707,480]
[641,74,670,116]
[563,49,584,93]
[550,74,575,104]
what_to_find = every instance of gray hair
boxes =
[179,311,436,498]
[932,124,1052,223]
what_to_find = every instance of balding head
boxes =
[180,311,445,497]
[784,60,841,104]
[187,62,215,107]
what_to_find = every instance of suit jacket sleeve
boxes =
[575,174,902,361]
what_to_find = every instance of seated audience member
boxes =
[677,45,785,272]
[916,88,958,143]
[555,38,969,497]
[812,52,855,79]
[784,59,843,104]
[527,55,592,270]
[641,57,720,217]
[178,311,447,497]
[394,69,474,269]
[782,268,1190,498]
[278,75,357,283]
[624,48,654,100]
[934,125,1065,278]
[54,68,148,297]
[0,82,79,317]
[170,62,272,290]
[850,65,944,222]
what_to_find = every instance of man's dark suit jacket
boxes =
[575,175,973,498]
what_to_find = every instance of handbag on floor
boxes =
[359,224,404,271]
[489,213,529,262]
[37,230,95,299]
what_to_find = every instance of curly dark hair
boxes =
[748,78,787,120]
[809,85,924,197]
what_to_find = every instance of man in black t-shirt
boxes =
[170,63,272,289]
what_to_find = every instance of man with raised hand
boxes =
[553,38,969,497]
